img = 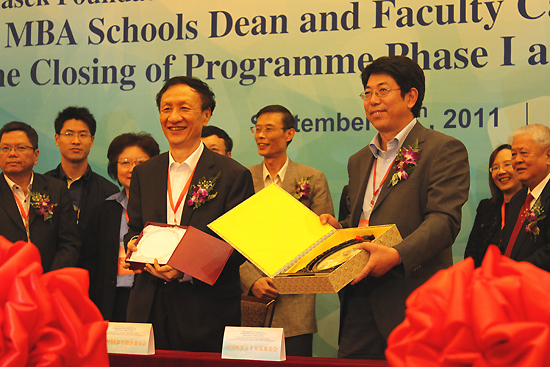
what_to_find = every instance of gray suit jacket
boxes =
[240,159,334,337]
[341,122,470,337]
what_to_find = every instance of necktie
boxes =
[504,193,534,257]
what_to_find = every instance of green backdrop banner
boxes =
[2,0,549,357]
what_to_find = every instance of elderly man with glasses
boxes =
[500,124,550,270]
[0,121,80,272]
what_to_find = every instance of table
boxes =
[108,350,390,367]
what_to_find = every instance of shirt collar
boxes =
[369,118,417,158]
[4,172,34,193]
[262,156,289,184]
[169,142,204,171]
[58,163,91,181]
[530,171,550,201]
[106,190,128,209]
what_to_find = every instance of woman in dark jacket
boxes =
[83,132,159,321]
[464,144,522,267]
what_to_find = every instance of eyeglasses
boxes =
[0,145,35,154]
[118,158,148,168]
[360,88,401,100]
[251,126,288,136]
[489,162,513,173]
[60,131,92,139]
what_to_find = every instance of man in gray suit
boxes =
[321,56,470,359]
[241,105,334,357]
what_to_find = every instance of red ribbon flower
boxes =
[386,245,550,367]
[0,236,109,366]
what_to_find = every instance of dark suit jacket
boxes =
[0,173,81,272]
[125,148,254,351]
[501,183,550,270]
[83,195,125,321]
[464,198,501,267]
[45,164,119,260]
[340,122,470,337]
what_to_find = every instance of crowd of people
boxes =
[0,55,549,359]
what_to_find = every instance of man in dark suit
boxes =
[501,124,550,269]
[0,121,80,272]
[124,76,254,352]
[321,56,470,359]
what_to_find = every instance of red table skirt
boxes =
[108,350,390,367]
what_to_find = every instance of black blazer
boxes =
[501,183,550,271]
[125,148,254,351]
[0,173,80,272]
[464,198,501,267]
[83,195,125,321]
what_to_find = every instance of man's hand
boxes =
[145,258,184,282]
[320,214,342,229]
[351,243,401,285]
[122,238,141,273]
[251,277,279,300]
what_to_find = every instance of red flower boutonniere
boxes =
[186,172,220,209]
[389,139,420,187]
[30,191,57,222]
[294,176,312,200]
[525,198,546,241]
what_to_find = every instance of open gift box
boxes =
[208,184,402,294]
[127,222,234,286]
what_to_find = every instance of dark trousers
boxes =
[148,280,240,352]
[111,287,131,322]
[285,334,313,357]
[338,282,387,359]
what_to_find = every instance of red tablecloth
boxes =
[109,350,389,367]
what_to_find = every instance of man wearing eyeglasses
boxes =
[241,104,334,356]
[45,106,118,265]
[320,56,470,359]
[0,121,80,272]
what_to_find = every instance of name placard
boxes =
[106,322,155,355]
[222,326,285,361]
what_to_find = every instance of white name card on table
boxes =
[222,326,286,361]
[106,322,155,355]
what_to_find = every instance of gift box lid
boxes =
[208,184,335,277]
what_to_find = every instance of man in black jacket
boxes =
[45,106,118,266]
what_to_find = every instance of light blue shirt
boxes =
[361,118,417,222]
[106,190,134,288]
